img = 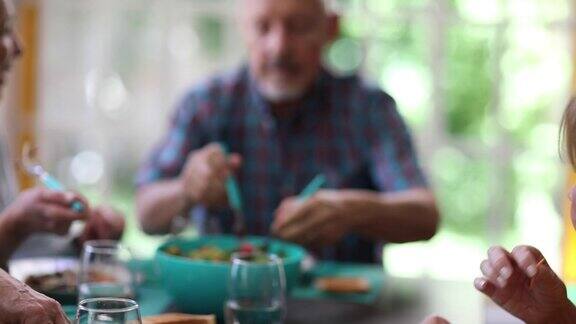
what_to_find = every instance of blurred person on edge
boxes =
[421,100,576,324]
[468,100,576,324]
[0,0,124,321]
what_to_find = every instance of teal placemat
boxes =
[291,262,385,304]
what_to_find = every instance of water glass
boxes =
[79,240,134,301]
[75,297,142,324]
[225,252,286,324]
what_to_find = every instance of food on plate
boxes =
[25,270,77,294]
[163,243,284,263]
[25,270,116,294]
[315,277,371,294]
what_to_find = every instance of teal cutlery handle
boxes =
[41,174,66,191]
[70,201,85,213]
[41,174,85,213]
[219,142,243,212]
[226,177,243,212]
[299,174,326,201]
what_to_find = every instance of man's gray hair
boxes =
[322,0,340,13]
[236,0,340,15]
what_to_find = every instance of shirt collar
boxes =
[246,65,332,124]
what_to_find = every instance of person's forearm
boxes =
[341,188,439,243]
[0,213,27,270]
[136,178,192,235]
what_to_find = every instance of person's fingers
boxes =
[282,209,331,244]
[479,259,498,283]
[281,210,339,247]
[278,197,322,229]
[273,197,299,222]
[187,163,211,201]
[40,190,70,206]
[41,204,85,222]
[54,311,71,324]
[91,211,109,239]
[272,198,303,231]
[480,259,495,277]
[273,200,317,237]
[39,189,73,205]
[207,171,227,192]
[23,303,56,324]
[205,144,227,170]
[43,298,68,324]
[91,207,125,240]
[98,207,125,235]
[88,210,113,240]
[51,219,72,236]
[511,245,544,278]
[474,277,498,298]
[487,246,515,288]
[227,153,243,172]
[510,245,566,297]
[202,176,228,208]
[204,155,231,193]
[40,190,89,217]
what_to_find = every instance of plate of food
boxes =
[10,258,79,305]
[11,257,174,319]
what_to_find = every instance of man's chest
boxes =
[224,118,376,199]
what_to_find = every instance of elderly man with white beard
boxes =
[136,0,440,263]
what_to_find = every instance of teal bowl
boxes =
[155,235,306,317]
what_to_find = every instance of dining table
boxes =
[145,262,522,324]
[11,257,523,324]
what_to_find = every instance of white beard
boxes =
[258,81,307,104]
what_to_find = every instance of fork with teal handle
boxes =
[21,143,85,213]
[262,174,326,253]
[219,143,246,237]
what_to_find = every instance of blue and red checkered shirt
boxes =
[137,66,427,263]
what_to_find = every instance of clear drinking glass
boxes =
[79,240,134,301]
[74,297,142,324]
[224,253,286,324]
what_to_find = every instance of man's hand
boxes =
[0,269,69,324]
[1,187,88,238]
[272,190,353,248]
[180,143,242,210]
[475,245,576,324]
[78,205,125,245]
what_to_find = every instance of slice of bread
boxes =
[315,277,371,294]
[142,313,216,324]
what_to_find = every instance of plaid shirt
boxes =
[137,66,427,263]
